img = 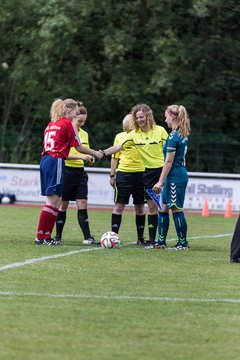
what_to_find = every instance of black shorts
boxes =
[114,171,145,205]
[62,166,88,201]
[143,168,162,200]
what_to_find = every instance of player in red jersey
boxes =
[35,98,103,245]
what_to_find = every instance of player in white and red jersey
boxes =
[35,98,103,246]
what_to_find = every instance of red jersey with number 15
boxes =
[41,117,81,159]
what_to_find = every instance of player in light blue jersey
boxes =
[152,105,191,250]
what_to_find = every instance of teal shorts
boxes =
[162,178,188,210]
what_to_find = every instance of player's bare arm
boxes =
[153,153,175,193]
[75,145,103,159]
[102,144,122,156]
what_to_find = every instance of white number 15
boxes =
[44,131,56,151]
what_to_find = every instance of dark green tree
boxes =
[0,0,239,171]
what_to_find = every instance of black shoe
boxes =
[83,237,100,245]
[145,240,156,249]
[34,238,60,245]
[137,239,146,246]
[230,258,240,263]
[154,243,167,249]
[44,238,61,246]
[54,236,62,242]
[34,237,44,245]
[145,242,167,249]
[171,241,189,250]
[172,243,189,251]
[145,240,154,245]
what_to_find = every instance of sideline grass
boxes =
[0,205,238,360]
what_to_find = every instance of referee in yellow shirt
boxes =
[103,104,168,245]
[110,114,146,245]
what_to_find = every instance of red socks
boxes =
[36,205,58,240]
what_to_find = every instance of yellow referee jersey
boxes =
[120,125,168,169]
[112,132,145,172]
[65,128,89,168]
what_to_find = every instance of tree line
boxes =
[0,0,239,172]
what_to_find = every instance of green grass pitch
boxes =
[0,205,239,360]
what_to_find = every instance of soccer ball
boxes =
[1,196,11,204]
[100,231,120,249]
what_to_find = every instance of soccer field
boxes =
[0,205,239,360]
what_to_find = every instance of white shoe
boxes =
[145,244,155,249]
[83,237,100,245]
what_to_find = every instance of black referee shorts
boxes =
[143,167,162,200]
[114,171,145,205]
[62,166,88,201]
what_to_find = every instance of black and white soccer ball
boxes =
[1,196,11,204]
[100,231,120,249]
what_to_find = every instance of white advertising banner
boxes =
[185,177,240,212]
[0,168,42,202]
[0,164,239,212]
[0,166,115,205]
[87,172,114,205]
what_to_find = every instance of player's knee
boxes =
[76,199,87,210]
[147,200,158,215]
[113,202,125,214]
[59,200,69,211]
[135,204,145,215]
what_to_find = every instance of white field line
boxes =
[0,247,103,271]
[0,233,232,272]
[0,291,240,304]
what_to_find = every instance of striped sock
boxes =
[44,205,58,239]
[157,212,169,245]
[173,212,187,245]
[36,205,58,240]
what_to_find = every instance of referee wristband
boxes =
[110,174,115,178]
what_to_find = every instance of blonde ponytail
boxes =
[167,105,191,138]
[50,98,78,122]
[178,105,191,138]
[50,99,67,123]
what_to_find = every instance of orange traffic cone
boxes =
[224,198,232,218]
[201,198,209,217]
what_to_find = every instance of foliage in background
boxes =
[0,0,239,172]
